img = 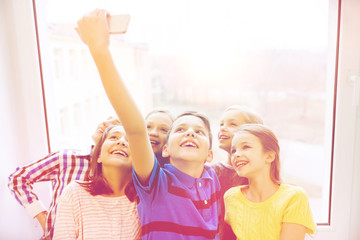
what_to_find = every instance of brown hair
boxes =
[145,108,174,122]
[236,124,281,184]
[224,105,263,124]
[166,111,212,148]
[80,125,137,202]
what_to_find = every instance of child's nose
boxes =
[117,137,128,147]
[185,128,195,137]
[148,128,158,136]
[220,125,227,131]
[232,151,240,158]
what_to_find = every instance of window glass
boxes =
[36,0,335,223]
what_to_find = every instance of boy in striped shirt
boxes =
[76,9,221,239]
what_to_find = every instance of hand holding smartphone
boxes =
[109,14,130,34]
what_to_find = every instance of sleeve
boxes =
[53,183,77,240]
[283,187,316,235]
[208,162,221,176]
[132,157,165,203]
[223,187,234,225]
[8,151,61,218]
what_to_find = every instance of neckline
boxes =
[165,163,212,188]
[97,194,128,200]
[238,184,283,207]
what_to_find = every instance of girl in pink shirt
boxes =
[54,125,141,240]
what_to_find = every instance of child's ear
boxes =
[205,149,214,163]
[265,151,275,163]
[162,145,170,158]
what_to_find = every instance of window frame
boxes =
[31,0,360,238]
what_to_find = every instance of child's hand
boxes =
[92,116,121,144]
[35,211,48,232]
[76,9,110,52]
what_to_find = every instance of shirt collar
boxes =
[164,164,214,188]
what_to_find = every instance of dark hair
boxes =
[145,108,174,122]
[166,111,212,148]
[80,125,137,202]
[236,124,281,185]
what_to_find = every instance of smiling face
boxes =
[97,125,132,170]
[163,115,213,165]
[230,131,274,180]
[146,112,173,156]
[218,109,249,153]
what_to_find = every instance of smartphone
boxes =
[109,14,130,34]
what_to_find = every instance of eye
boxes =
[146,125,151,129]
[230,122,238,127]
[175,127,184,132]
[109,135,118,140]
[231,149,236,154]
[242,145,250,150]
[220,122,224,127]
[161,128,168,133]
[195,129,205,135]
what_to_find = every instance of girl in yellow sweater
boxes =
[224,124,316,240]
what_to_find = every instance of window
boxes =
[35,0,337,225]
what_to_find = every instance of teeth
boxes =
[235,161,248,167]
[151,141,159,145]
[219,135,229,140]
[182,141,197,148]
[112,150,128,157]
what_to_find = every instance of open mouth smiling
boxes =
[233,160,248,168]
[219,134,230,140]
[111,150,129,158]
[150,139,160,146]
[180,140,199,149]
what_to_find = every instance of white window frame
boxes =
[315,0,360,239]
[1,0,359,239]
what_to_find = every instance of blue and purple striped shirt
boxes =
[133,158,221,240]
[8,148,91,239]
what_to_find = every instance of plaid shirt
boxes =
[8,148,92,239]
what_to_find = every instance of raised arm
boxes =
[76,9,154,182]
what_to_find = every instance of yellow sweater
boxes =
[224,184,316,240]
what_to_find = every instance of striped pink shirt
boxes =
[54,181,141,240]
[8,148,91,239]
